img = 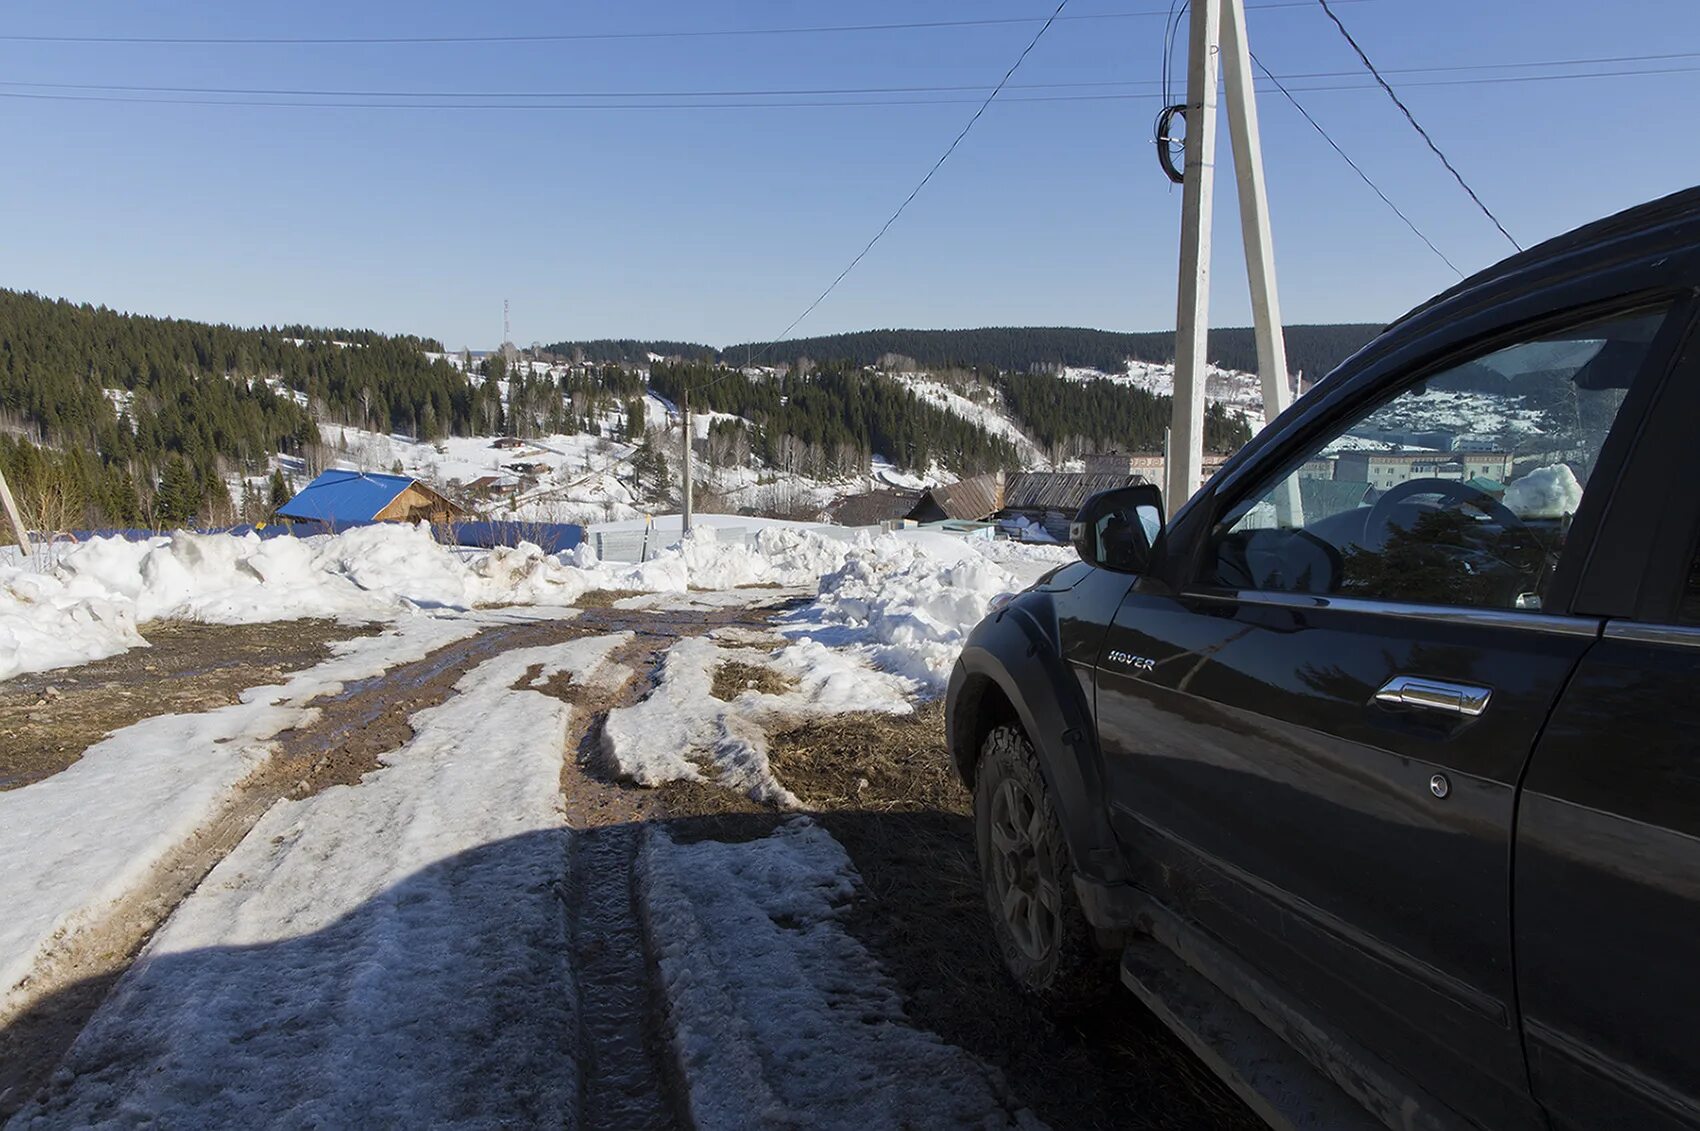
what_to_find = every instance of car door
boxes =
[1513,318,1700,1130]
[1094,297,1691,1131]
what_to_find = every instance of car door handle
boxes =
[1374,675,1492,717]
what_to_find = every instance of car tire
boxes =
[974,724,1110,1013]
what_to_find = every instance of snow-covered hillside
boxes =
[1060,360,1270,430]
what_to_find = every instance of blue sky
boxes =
[2,1,1697,350]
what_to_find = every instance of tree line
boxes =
[550,323,1382,380]
[999,371,1251,461]
[648,360,1020,479]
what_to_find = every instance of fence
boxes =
[45,518,586,555]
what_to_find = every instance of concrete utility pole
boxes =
[0,465,28,553]
[1167,0,1300,523]
[1166,0,1221,510]
[680,387,694,535]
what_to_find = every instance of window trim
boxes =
[1184,588,1604,637]
[1192,291,1693,615]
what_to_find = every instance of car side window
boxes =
[1203,305,1672,611]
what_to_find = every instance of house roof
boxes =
[276,470,416,523]
[828,489,920,527]
[910,473,1005,522]
[1298,478,1375,519]
[1003,472,1147,513]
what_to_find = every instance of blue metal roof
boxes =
[276,470,414,524]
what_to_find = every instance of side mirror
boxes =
[1071,485,1165,573]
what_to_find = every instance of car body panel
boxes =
[1095,585,1594,1130]
[1514,625,1700,1129]
[945,187,1700,1129]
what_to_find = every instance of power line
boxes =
[8,49,1698,100]
[1,61,1695,111]
[0,1,1354,46]
[1316,0,1521,250]
[712,0,1073,382]
[1251,54,1463,276]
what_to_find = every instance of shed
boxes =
[906,472,1005,524]
[276,470,467,528]
[1000,471,1148,541]
[828,489,920,528]
[465,475,520,498]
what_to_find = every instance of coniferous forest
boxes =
[551,323,1381,380]
[0,290,481,530]
[2,286,1354,536]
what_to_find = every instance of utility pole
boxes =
[1220,0,1301,524]
[680,385,694,535]
[1165,0,1300,523]
[1166,0,1221,510]
[0,465,28,553]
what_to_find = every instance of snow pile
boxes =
[14,635,622,1126]
[1504,464,1583,518]
[0,525,681,682]
[602,634,915,805]
[794,537,1028,690]
[0,566,143,684]
[638,818,1037,1130]
[0,614,488,1027]
[673,525,854,591]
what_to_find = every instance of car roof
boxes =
[1390,185,1700,330]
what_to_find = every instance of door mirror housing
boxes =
[1072,484,1165,573]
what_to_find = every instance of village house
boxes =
[276,470,467,529]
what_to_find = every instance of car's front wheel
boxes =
[973,724,1109,1012]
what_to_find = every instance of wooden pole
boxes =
[0,464,29,553]
[1166,0,1221,509]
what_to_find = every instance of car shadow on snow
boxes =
[2,811,1257,1131]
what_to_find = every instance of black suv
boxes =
[947,188,1700,1131]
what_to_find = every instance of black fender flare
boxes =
[947,606,1127,885]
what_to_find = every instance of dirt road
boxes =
[0,597,1253,1129]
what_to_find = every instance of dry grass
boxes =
[572,588,645,609]
[709,660,798,701]
[766,701,963,812]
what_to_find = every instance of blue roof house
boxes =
[276,470,466,528]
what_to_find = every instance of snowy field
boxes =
[1,519,1076,1126]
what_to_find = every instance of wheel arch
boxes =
[948,609,1127,885]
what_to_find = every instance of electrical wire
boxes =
[1252,54,1463,277]
[702,0,1073,386]
[1316,0,1521,250]
[0,1,1354,46]
[7,48,1698,100]
[1,61,1694,111]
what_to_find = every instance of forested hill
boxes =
[0,289,486,529]
[548,323,1382,378]
[717,325,1382,378]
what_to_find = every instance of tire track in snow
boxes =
[7,631,633,1127]
[0,611,591,1120]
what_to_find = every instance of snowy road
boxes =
[2,595,1054,1129]
[1,526,1250,1129]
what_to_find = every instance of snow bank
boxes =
[2,519,1069,690]
[602,635,914,805]
[1504,464,1583,519]
[675,525,855,590]
[639,818,1036,1130]
[0,525,680,682]
[791,538,1030,691]
[14,635,624,1126]
[0,613,489,1025]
